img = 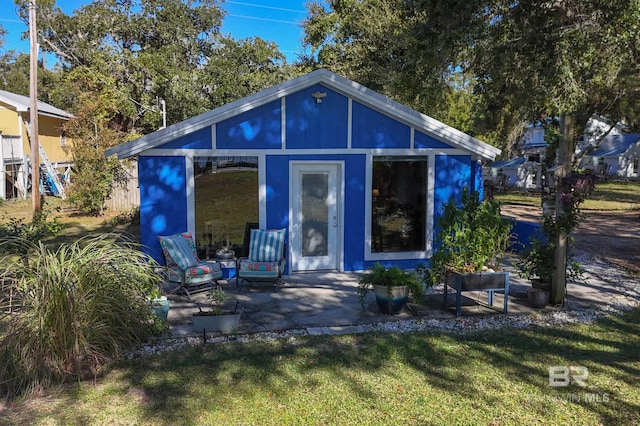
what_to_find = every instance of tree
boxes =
[12,0,296,213]
[459,0,640,304]
[302,0,640,303]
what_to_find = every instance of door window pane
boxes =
[301,173,328,257]
[371,156,427,252]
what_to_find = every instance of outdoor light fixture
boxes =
[311,91,327,103]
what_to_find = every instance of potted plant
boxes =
[216,232,235,259]
[431,188,515,286]
[357,263,426,315]
[149,286,170,321]
[516,213,584,308]
[192,286,241,333]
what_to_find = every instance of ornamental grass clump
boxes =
[0,234,163,400]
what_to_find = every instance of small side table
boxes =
[217,258,237,280]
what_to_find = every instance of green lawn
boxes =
[4,309,639,425]
[494,180,640,210]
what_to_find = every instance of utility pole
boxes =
[29,0,41,213]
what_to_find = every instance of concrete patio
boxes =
[165,256,639,338]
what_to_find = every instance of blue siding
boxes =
[342,155,366,271]
[216,100,282,149]
[265,156,290,230]
[433,155,472,246]
[472,161,485,199]
[286,85,349,149]
[138,156,189,263]
[352,102,411,149]
[265,154,367,272]
[157,127,212,150]
[414,130,453,149]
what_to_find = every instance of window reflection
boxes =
[371,156,427,253]
[194,156,258,258]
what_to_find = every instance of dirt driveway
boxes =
[502,205,640,275]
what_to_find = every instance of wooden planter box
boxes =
[192,312,241,333]
[443,271,510,316]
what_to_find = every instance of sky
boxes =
[0,0,310,64]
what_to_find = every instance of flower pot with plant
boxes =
[358,263,427,315]
[149,286,170,321]
[516,212,584,308]
[192,285,241,333]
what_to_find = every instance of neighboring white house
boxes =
[483,157,543,190]
[579,133,640,178]
[485,115,635,189]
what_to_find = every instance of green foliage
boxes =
[357,263,426,307]
[516,176,588,284]
[431,188,515,284]
[0,234,163,399]
[0,208,61,255]
[302,1,640,151]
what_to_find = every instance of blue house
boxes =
[105,69,500,273]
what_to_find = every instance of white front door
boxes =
[290,163,341,271]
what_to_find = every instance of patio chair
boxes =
[236,227,286,291]
[158,232,223,298]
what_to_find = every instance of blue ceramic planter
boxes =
[373,285,408,315]
[151,298,170,321]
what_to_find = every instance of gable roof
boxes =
[486,157,527,168]
[0,90,74,120]
[105,69,501,160]
[586,133,640,157]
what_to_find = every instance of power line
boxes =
[227,13,301,26]
[226,1,306,14]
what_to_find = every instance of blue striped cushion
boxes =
[249,228,285,262]
[159,234,198,270]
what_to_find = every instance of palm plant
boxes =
[0,234,163,399]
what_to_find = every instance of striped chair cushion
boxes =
[248,228,286,262]
[158,234,199,270]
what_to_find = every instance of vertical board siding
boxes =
[414,130,454,149]
[138,156,189,263]
[216,100,282,149]
[105,162,139,211]
[156,126,213,150]
[351,102,411,149]
[433,154,472,246]
[285,85,349,149]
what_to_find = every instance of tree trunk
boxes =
[551,114,575,305]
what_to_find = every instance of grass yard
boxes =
[1,178,639,424]
[493,180,640,210]
[3,309,639,425]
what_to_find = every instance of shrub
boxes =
[0,234,162,399]
[430,188,515,284]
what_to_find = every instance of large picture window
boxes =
[371,156,427,253]
[194,156,258,258]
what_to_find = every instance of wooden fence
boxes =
[105,162,139,212]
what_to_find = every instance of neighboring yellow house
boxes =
[0,90,74,200]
